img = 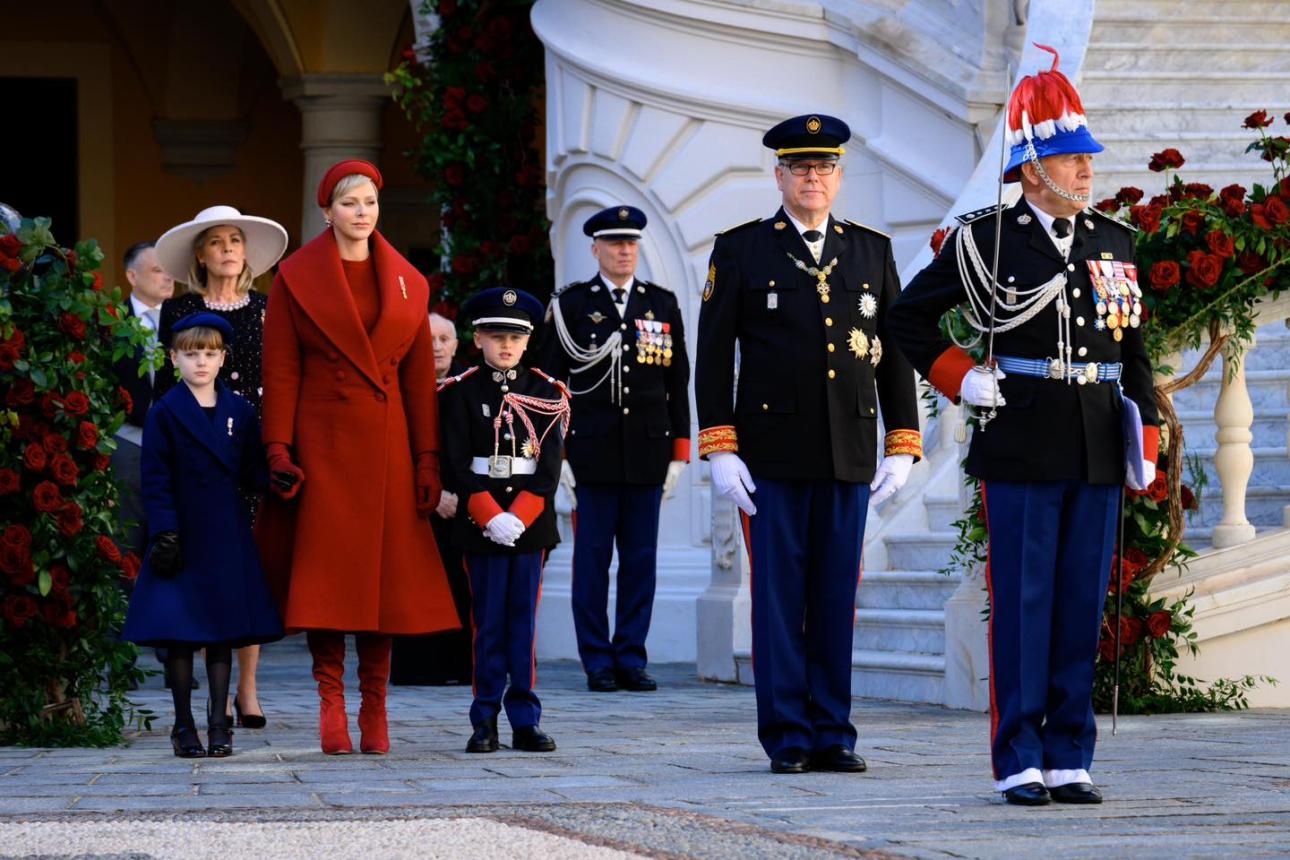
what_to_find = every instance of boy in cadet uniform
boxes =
[439,287,571,754]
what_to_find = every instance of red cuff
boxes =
[671,438,691,463]
[928,347,976,401]
[698,425,738,458]
[1143,425,1160,465]
[508,491,545,527]
[467,491,504,526]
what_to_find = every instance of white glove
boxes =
[557,461,577,512]
[484,512,525,547]
[1127,459,1156,492]
[709,452,757,516]
[662,460,686,500]
[435,490,458,519]
[869,454,914,506]
[960,366,1007,408]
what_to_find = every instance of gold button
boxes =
[828,369,836,379]
[827,343,835,353]
[863,282,870,290]
[761,403,769,411]
[825,317,833,327]
[869,407,875,415]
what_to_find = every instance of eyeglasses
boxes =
[782,161,838,176]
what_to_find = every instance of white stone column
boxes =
[1212,336,1257,548]
[280,74,391,241]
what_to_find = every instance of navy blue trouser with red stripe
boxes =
[981,479,1118,782]
[743,478,870,758]
[465,551,543,730]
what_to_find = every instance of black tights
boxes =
[167,645,232,730]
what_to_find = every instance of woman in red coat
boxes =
[258,159,458,755]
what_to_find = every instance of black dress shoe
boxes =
[233,695,267,729]
[466,718,499,753]
[1050,782,1103,804]
[512,726,557,752]
[615,667,658,692]
[1002,782,1051,806]
[770,747,810,774]
[809,745,867,773]
[206,722,234,758]
[170,725,206,758]
[586,668,617,692]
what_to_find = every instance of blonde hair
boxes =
[328,174,380,206]
[171,325,225,352]
[187,226,254,296]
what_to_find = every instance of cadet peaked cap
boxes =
[170,312,234,343]
[763,114,851,159]
[463,287,544,334]
[583,205,647,240]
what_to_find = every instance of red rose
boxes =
[1147,610,1173,639]
[1251,204,1273,231]
[1119,616,1145,647]
[0,343,18,371]
[120,552,141,582]
[1244,110,1274,129]
[444,162,466,187]
[1205,230,1236,258]
[1130,204,1164,234]
[116,387,133,415]
[1149,260,1181,292]
[0,235,20,256]
[1094,198,1119,214]
[466,93,488,114]
[50,454,78,487]
[1147,470,1170,502]
[1098,636,1118,663]
[96,535,122,563]
[930,227,951,257]
[1237,250,1268,276]
[75,421,98,450]
[43,433,69,455]
[3,594,38,629]
[440,109,467,131]
[1265,196,1289,225]
[1148,148,1185,172]
[1180,210,1206,236]
[50,564,71,593]
[1222,196,1247,218]
[3,525,31,549]
[0,469,18,495]
[93,453,111,472]
[1,257,20,273]
[68,351,86,365]
[91,271,103,292]
[56,502,83,537]
[1180,484,1198,511]
[1183,182,1214,200]
[42,596,76,629]
[32,480,63,513]
[40,393,59,418]
[1185,250,1223,290]
[58,312,87,341]
[23,443,48,473]
[0,544,33,583]
[61,391,89,417]
[1220,183,1248,202]
[1116,186,1145,206]
[6,378,35,407]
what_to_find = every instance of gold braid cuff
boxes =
[698,425,739,458]
[884,429,923,460]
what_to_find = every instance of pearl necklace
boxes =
[203,294,251,311]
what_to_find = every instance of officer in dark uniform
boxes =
[887,49,1160,806]
[540,206,691,693]
[439,287,570,755]
[695,115,922,774]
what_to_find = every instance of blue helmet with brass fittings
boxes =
[763,114,851,160]
[583,205,647,240]
[463,287,544,335]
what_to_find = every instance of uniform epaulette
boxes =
[955,204,1004,225]
[1087,207,1138,233]
[637,279,672,294]
[715,218,761,236]
[551,281,584,299]
[530,367,571,400]
[844,219,891,239]
[436,365,478,394]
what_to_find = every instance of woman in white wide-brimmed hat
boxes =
[153,205,289,731]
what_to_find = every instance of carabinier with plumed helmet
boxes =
[539,205,691,694]
[888,45,1160,807]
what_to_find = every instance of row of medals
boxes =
[635,318,673,366]
[1087,260,1142,343]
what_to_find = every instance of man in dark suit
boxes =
[540,206,691,693]
[694,115,922,774]
[887,50,1159,806]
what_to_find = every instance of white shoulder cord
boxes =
[549,296,625,402]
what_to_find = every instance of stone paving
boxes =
[2,637,1290,858]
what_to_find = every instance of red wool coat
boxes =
[257,228,459,635]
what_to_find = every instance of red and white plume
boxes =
[1005,44,1091,146]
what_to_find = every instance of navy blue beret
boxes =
[170,311,234,343]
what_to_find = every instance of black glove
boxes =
[147,531,183,580]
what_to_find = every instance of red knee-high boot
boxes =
[307,630,353,755]
[356,633,393,754]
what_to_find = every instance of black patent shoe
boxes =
[1002,782,1051,806]
[512,726,557,752]
[170,725,206,758]
[234,695,267,729]
[770,747,810,774]
[466,718,499,753]
[586,668,617,692]
[615,667,658,692]
[1050,782,1103,804]
[809,745,868,773]
[206,722,234,758]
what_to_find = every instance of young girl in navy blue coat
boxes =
[121,312,283,758]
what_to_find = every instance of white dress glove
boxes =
[662,460,686,500]
[709,452,757,516]
[1127,459,1157,492]
[484,512,525,547]
[556,460,577,513]
[435,490,458,519]
[960,366,1007,408]
[869,454,915,506]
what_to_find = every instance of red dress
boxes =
[257,228,458,635]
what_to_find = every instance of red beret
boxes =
[316,160,384,208]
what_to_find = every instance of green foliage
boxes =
[0,216,157,745]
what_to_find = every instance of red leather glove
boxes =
[415,451,442,515]
[266,442,305,500]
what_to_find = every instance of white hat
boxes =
[155,205,289,283]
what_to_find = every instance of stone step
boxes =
[1094,0,1290,19]
[883,531,958,572]
[1085,44,1290,74]
[1096,132,1266,174]
[924,493,963,532]
[1086,103,1290,136]
[851,649,944,703]
[1081,72,1290,104]
[857,569,960,610]
[854,608,946,654]
[1093,17,1290,45]
[1094,164,1278,195]
[1175,407,1289,450]
[1192,485,1290,529]
[1189,446,1290,488]
[1174,368,1290,412]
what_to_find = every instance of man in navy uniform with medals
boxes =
[541,206,691,693]
[695,115,922,774]
[887,49,1160,806]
